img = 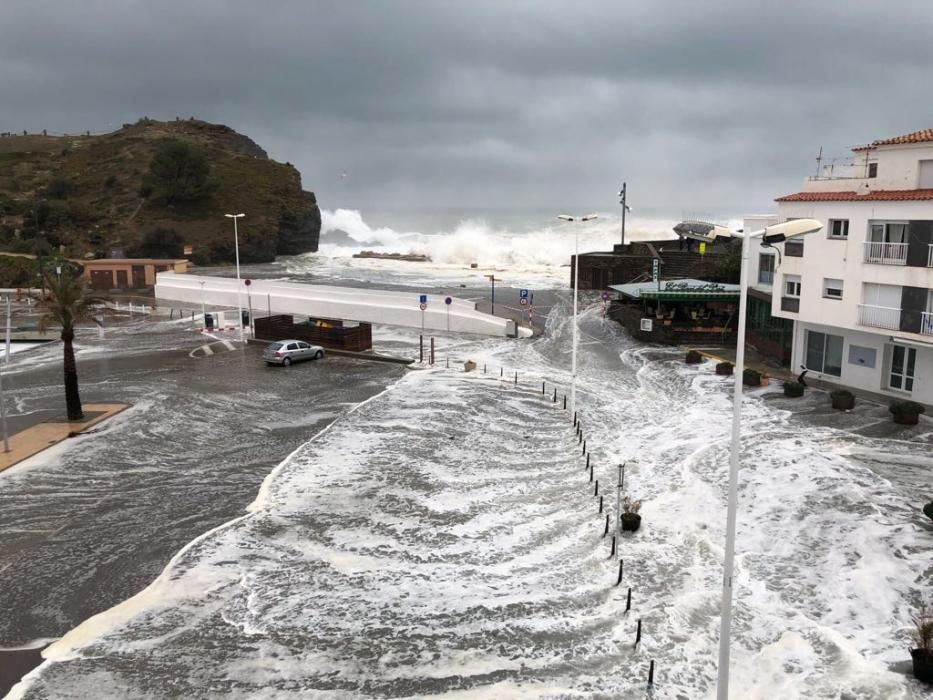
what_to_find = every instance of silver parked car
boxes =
[262,339,325,366]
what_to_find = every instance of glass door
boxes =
[889,345,916,392]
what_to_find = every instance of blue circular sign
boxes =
[445,297,452,305]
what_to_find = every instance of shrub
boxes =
[830,389,854,401]
[923,502,933,522]
[914,602,933,652]
[127,228,185,259]
[685,350,703,364]
[715,361,733,375]
[783,382,805,397]
[145,138,211,203]
[889,401,926,416]
[622,495,642,515]
[742,368,761,386]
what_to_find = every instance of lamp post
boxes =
[558,213,597,422]
[224,213,246,344]
[673,218,822,700]
[199,280,207,331]
[484,274,496,316]
[618,183,632,246]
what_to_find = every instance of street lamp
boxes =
[618,183,632,246]
[558,213,598,423]
[673,217,822,700]
[224,213,246,344]
[484,274,496,316]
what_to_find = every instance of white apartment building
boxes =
[771,128,933,404]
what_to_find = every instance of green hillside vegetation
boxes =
[0,118,321,266]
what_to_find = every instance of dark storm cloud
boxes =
[2,0,932,224]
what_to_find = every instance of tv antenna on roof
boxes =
[814,146,823,178]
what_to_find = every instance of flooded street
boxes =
[3,292,931,698]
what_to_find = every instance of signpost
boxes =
[444,296,452,332]
[601,290,610,316]
[419,294,428,332]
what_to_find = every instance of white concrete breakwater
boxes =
[155,272,531,338]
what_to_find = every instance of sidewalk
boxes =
[0,403,129,474]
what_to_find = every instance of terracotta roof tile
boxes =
[775,189,933,202]
[853,128,933,150]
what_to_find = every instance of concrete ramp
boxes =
[155,273,531,338]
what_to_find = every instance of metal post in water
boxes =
[603,514,609,536]
[4,295,11,363]
[635,619,642,647]
[616,463,625,541]
[430,337,435,365]
[542,381,545,395]
[563,395,567,410]
[599,495,603,513]
[610,535,616,557]
[616,559,624,586]
[419,335,423,363]
[594,479,598,496]
[648,660,655,687]
[626,587,632,611]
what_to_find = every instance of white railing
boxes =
[922,311,933,336]
[863,241,908,265]
[858,304,901,330]
[928,244,933,268]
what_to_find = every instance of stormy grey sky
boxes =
[2,1,932,229]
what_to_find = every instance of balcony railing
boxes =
[863,241,908,265]
[928,244,933,268]
[858,304,901,330]
[922,311,933,336]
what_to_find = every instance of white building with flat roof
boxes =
[772,128,933,404]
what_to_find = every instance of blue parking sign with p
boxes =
[419,294,428,303]
[520,289,529,299]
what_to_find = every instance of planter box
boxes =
[912,648,933,684]
[715,363,733,376]
[621,514,641,532]
[893,412,921,426]
[831,396,855,410]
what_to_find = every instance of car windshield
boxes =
[268,343,284,351]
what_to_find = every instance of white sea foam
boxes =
[287,208,681,289]
[8,280,931,698]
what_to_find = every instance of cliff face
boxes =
[0,118,320,264]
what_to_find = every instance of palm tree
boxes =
[35,265,107,421]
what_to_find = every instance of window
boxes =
[784,274,801,297]
[868,162,878,178]
[805,330,843,376]
[828,219,849,239]
[823,278,843,300]
[757,253,775,285]
[869,222,907,243]
[785,240,804,257]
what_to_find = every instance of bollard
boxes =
[648,660,655,687]
[430,337,435,365]
[635,619,642,647]
[599,495,603,513]
[610,535,616,557]
[170,308,175,319]
[586,453,590,470]
[582,440,586,455]
[484,364,487,374]
[419,335,424,363]
[553,388,557,403]
[578,431,582,445]
[589,463,594,482]
[446,357,449,368]
[514,371,517,385]
[542,381,545,395]
[563,395,567,410]
[615,559,624,586]
[500,367,503,377]
[573,411,578,427]
[593,480,599,497]
[626,587,632,611]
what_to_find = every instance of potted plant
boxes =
[685,350,703,365]
[910,601,933,684]
[924,502,933,523]
[621,495,642,532]
[830,389,855,410]
[783,381,805,398]
[742,368,761,387]
[463,360,477,372]
[889,400,926,426]
[760,372,771,387]
[715,361,733,376]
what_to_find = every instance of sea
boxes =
[3,209,932,699]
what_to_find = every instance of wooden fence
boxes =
[254,314,373,352]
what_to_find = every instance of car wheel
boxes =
[315,350,324,360]
[282,357,292,367]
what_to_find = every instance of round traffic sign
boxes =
[519,298,528,306]
[601,291,609,300]
[419,303,427,310]
[445,297,452,305]
[245,279,252,287]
